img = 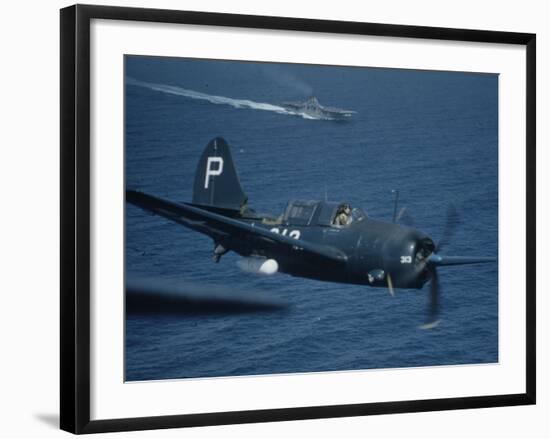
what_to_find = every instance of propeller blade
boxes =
[429,267,440,319]
[419,266,441,329]
[395,206,405,223]
[418,205,458,328]
[395,206,416,227]
[436,205,460,252]
[429,254,496,266]
[391,190,399,223]
[387,273,395,297]
[419,319,441,330]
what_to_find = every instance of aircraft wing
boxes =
[126,190,348,265]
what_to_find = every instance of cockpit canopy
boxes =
[282,200,366,227]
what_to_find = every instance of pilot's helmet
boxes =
[341,203,351,213]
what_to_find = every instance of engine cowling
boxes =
[353,221,435,289]
[376,231,434,289]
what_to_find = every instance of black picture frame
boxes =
[60,4,536,434]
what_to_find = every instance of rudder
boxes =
[192,137,247,211]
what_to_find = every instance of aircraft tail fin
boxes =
[192,137,247,211]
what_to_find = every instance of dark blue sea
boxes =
[125,56,498,381]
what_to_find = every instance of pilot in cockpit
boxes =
[334,203,352,226]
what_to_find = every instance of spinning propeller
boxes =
[391,202,493,328]
[423,205,459,327]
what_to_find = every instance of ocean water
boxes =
[125,56,498,381]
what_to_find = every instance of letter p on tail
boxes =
[204,157,224,189]
[192,137,247,211]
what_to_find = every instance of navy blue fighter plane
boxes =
[127,138,496,323]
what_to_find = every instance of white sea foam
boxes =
[126,77,327,120]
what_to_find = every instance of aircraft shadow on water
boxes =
[127,137,496,326]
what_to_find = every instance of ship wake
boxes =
[127,77,330,120]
